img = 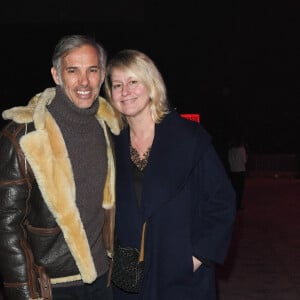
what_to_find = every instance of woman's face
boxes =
[110,68,151,119]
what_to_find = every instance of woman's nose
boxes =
[121,84,130,95]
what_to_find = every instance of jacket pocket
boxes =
[26,224,61,235]
[26,223,64,266]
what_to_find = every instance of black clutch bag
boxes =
[111,222,146,293]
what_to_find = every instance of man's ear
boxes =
[51,67,60,85]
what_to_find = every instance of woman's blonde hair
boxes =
[104,49,170,129]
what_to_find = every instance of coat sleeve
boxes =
[0,122,40,300]
[191,142,236,265]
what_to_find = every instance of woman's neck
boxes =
[129,119,155,159]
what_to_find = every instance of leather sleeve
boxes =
[0,122,40,300]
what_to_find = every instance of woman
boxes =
[104,49,236,300]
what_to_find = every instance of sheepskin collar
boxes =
[2,87,120,135]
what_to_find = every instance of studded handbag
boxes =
[111,222,147,293]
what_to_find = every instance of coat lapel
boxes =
[20,112,97,283]
[142,112,199,220]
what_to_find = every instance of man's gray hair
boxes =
[52,34,107,76]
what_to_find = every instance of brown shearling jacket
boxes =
[0,88,120,300]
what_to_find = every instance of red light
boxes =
[180,114,200,123]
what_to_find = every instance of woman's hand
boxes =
[192,256,202,272]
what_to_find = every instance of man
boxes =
[0,35,120,300]
[228,135,248,210]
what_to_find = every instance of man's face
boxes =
[51,44,105,109]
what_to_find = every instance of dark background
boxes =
[1,1,300,154]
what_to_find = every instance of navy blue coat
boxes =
[113,111,236,300]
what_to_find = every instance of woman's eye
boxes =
[113,84,122,90]
[129,80,138,85]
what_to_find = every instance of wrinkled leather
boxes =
[0,121,114,300]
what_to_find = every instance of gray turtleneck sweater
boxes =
[47,86,108,281]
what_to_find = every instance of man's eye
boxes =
[90,68,99,73]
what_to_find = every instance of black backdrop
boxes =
[1,1,300,154]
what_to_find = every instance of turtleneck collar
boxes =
[47,86,99,132]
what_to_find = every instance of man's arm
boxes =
[0,122,40,300]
